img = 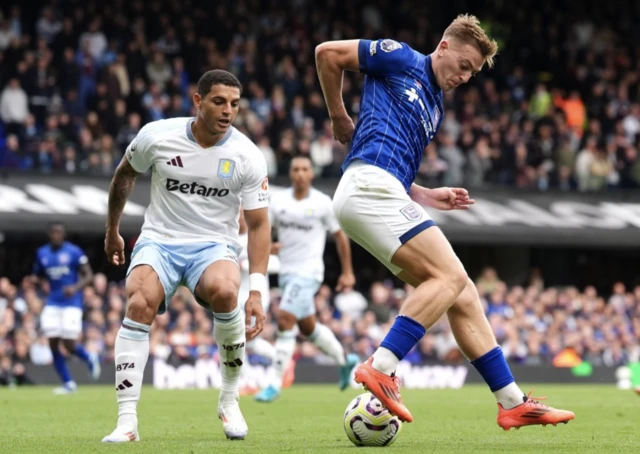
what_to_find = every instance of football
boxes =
[343,392,403,447]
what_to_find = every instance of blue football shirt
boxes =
[33,242,88,308]
[342,39,444,192]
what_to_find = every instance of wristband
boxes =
[249,273,267,298]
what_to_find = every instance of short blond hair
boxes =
[443,14,499,68]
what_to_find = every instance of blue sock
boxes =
[380,315,426,361]
[52,350,73,384]
[73,344,92,366]
[470,346,514,392]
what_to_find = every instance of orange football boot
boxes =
[353,357,413,423]
[497,390,575,431]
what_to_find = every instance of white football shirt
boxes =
[125,117,269,249]
[269,187,340,281]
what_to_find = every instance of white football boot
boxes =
[102,417,140,443]
[53,381,77,395]
[218,393,248,440]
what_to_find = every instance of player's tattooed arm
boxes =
[105,157,141,266]
[106,157,141,231]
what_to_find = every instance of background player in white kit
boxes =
[102,70,270,442]
[255,155,359,403]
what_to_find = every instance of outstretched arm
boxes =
[409,184,475,211]
[105,157,140,265]
[315,40,360,143]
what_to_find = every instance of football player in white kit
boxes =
[102,70,270,442]
[255,155,359,403]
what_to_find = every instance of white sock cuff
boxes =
[308,323,324,342]
[119,318,151,341]
[277,330,296,340]
[213,306,242,324]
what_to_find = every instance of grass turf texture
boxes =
[1,384,637,453]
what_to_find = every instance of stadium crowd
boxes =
[1,266,639,385]
[0,0,639,191]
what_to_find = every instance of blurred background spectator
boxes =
[2,267,639,378]
[0,0,639,383]
[0,0,638,191]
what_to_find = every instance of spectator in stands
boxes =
[0,78,29,136]
[0,0,638,195]
[1,260,640,385]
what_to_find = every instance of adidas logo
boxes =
[167,156,184,167]
[222,358,243,368]
[379,384,400,402]
[116,379,133,391]
[520,408,551,418]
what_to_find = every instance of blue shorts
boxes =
[127,238,239,314]
[279,273,322,320]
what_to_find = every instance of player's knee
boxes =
[298,318,315,337]
[62,339,75,352]
[206,278,239,312]
[412,261,467,299]
[428,265,468,304]
[48,338,60,352]
[125,267,163,324]
[277,311,297,332]
[126,291,159,325]
[448,268,469,298]
[450,278,481,314]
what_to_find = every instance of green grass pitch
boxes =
[1,384,637,453]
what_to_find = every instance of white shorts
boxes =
[40,305,83,339]
[333,161,436,275]
[128,238,239,314]
[279,273,322,320]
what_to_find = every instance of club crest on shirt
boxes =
[217,159,236,179]
[305,209,314,217]
[400,203,422,221]
[58,252,70,264]
[380,39,402,53]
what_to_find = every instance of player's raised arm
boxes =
[315,40,360,143]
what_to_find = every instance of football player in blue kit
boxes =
[316,14,575,430]
[31,222,99,394]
